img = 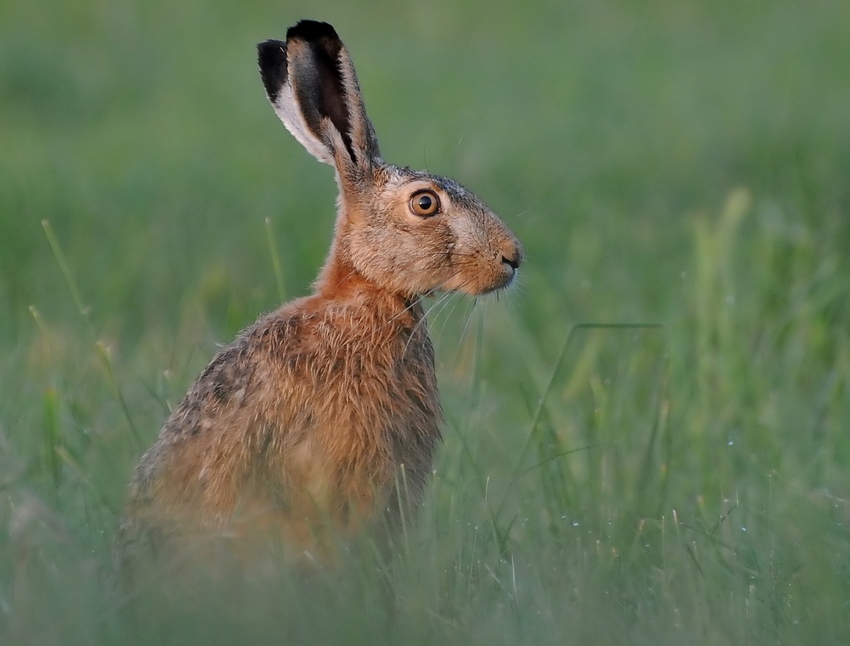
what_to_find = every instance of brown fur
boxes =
[119,20,522,563]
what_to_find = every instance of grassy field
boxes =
[2,0,850,643]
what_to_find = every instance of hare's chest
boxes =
[315,333,439,438]
[284,328,438,475]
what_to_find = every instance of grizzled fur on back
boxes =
[119,20,522,564]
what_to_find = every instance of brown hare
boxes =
[119,20,522,563]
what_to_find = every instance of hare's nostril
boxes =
[501,250,521,271]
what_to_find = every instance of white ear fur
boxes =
[272,82,337,166]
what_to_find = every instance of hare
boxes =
[119,20,522,562]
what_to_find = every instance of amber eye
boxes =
[409,190,441,217]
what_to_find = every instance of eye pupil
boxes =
[410,189,440,217]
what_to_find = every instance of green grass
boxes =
[2,0,850,643]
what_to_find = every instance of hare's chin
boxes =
[450,271,517,296]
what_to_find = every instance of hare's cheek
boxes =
[440,262,485,295]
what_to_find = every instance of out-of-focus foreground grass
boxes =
[1,0,849,643]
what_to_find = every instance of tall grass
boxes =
[2,0,849,643]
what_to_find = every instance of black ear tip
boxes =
[257,39,287,102]
[286,20,339,42]
[258,22,340,102]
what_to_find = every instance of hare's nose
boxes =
[501,240,523,271]
[502,252,520,270]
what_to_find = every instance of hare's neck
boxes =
[314,245,373,297]
[315,250,423,321]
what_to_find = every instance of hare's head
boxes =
[258,21,522,298]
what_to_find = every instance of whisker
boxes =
[400,291,454,359]
[427,292,462,350]
[458,297,479,349]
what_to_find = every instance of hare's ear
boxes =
[257,21,381,170]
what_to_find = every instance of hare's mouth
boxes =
[479,267,519,295]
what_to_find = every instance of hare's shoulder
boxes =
[152,300,312,438]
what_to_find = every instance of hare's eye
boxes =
[409,190,441,217]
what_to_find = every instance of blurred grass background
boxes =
[2,0,850,643]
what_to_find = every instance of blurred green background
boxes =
[2,0,849,643]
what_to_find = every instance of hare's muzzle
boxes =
[476,233,523,294]
[498,237,523,286]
